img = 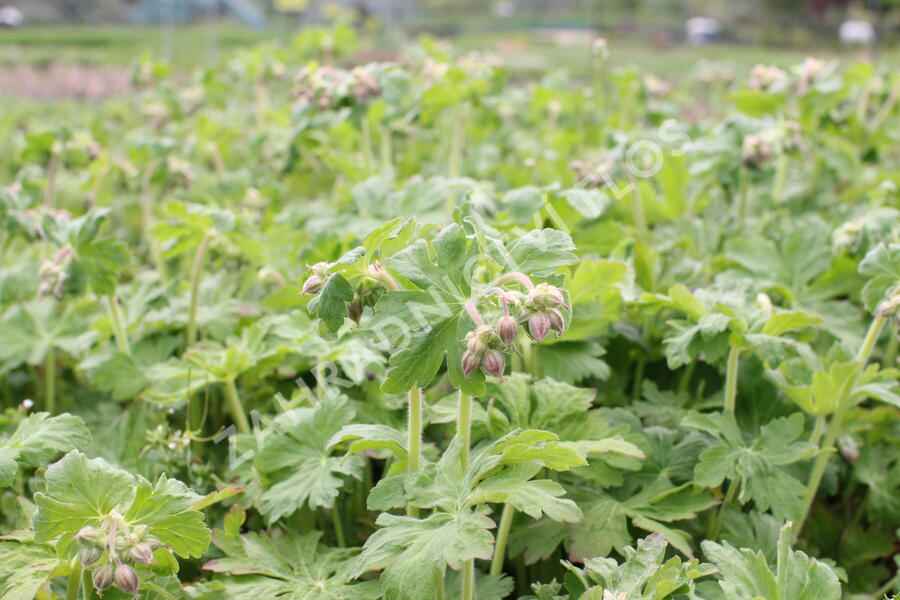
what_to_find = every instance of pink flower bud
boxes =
[496,315,519,345]
[129,543,154,565]
[115,563,139,595]
[482,349,506,379]
[465,329,488,355]
[92,562,115,591]
[528,312,551,341]
[461,350,481,378]
[78,545,101,566]
[301,275,324,295]
[547,308,565,334]
[838,435,860,461]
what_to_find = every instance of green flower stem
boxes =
[798,312,886,533]
[435,569,445,600]
[222,378,251,435]
[882,319,897,368]
[706,474,739,540]
[724,346,741,413]
[407,387,423,518]
[490,503,515,577]
[186,235,211,348]
[331,504,345,547]
[81,569,92,600]
[809,414,826,447]
[45,348,56,415]
[457,389,475,600]
[66,559,82,600]
[106,294,131,356]
[462,560,475,600]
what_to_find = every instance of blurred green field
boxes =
[1,23,898,79]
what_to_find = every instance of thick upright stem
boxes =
[706,474,739,539]
[331,504,345,547]
[798,313,886,533]
[457,390,475,600]
[461,560,475,600]
[66,560,82,600]
[724,346,741,413]
[45,348,56,414]
[223,378,250,435]
[407,387,423,518]
[187,236,211,347]
[490,503,515,577]
[106,295,131,356]
[457,391,472,471]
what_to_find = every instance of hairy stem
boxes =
[724,346,741,413]
[798,313,886,533]
[464,300,486,327]
[106,294,131,356]
[187,236,211,347]
[407,387,423,518]
[492,272,535,290]
[223,378,250,435]
[490,503,515,577]
[461,560,475,600]
[809,414,827,447]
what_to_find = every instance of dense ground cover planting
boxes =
[0,26,899,600]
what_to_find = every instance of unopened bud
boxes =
[347,299,363,323]
[838,435,860,461]
[131,525,149,541]
[75,526,102,547]
[483,349,506,379]
[496,315,519,345]
[129,543,154,565]
[528,312,551,342]
[115,563,140,594]
[461,350,481,378]
[547,308,565,335]
[78,545,101,566]
[301,275,324,295]
[92,562,115,591]
[465,328,489,355]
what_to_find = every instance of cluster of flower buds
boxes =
[301,262,331,296]
[522,283,569,341]
[38,245,74,300]
[461,325,507,380]
[75,520,162,596]
[740,133,773,169]
[747,64,788,91]
[461,274,570,381]
[293,64,381,111]
[302,261,396,325]
[795,57,827,95]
